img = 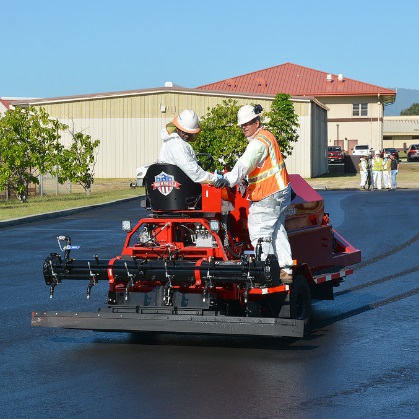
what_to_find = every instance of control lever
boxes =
[124,262,134,301]
[86,261,98,299]
[57,235,80,261]
[255,237,272,261]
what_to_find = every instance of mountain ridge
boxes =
[385,88,419,116]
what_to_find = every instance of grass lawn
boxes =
[0,179,144,221]
[1,163,417,222]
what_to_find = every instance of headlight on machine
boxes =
[122,220,132,232]
[209,219,220,232]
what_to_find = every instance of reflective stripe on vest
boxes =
[247,129,289,201]
[373,158,383,171]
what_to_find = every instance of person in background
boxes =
[371,150,383,190]
[365,155,373,190]
[382,152,392,190]
[358,155,368,190]
[158,110,219,184]
[390,152,400,190]
[214,104,293,284]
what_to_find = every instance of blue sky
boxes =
[1,0,418,98]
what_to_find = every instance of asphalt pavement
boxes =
[0,191,418,419]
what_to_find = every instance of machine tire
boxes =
[289,274,312,327]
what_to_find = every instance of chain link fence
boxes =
[38,173,75,196]
[0,173,86,201]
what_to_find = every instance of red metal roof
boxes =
[197,62,396,103]
[0,99,12,109]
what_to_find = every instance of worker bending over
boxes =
[158,109,218,184]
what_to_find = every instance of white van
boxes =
[135,164,152,187]
[352,145,370,156]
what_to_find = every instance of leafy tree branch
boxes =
[193,95,299,171]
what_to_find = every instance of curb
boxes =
[0,196,141,229]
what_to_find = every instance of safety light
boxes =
[122,220,132,232]
[209,219,220,232]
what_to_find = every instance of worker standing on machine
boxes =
[215,104,293,284]
[158,109,219,184]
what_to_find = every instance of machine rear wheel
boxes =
[289,274,312,327]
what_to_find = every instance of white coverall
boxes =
[382,158,391,189]
[359,158,368,188]
[158,129,217,184]
[372,156,383,190]
[223,130,293,273]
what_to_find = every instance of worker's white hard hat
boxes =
[237,104,263,126]
[172,110,201,134]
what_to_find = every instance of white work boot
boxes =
[280,269,293,284]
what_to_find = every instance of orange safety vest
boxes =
[247,129,289,201]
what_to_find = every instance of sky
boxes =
[1,0,418,99]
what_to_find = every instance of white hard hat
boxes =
[172,110,200,134]
[237,104,263,126]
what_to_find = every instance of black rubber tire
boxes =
[289,274,312,327]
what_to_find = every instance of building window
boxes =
[353,103,368,117]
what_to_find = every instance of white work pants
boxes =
[383,171,391,189]
[248,185,293,271]
[360,171,368,188]
[372,171,383,189]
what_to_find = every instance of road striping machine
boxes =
[32,164,361,338]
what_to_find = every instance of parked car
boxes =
[406,144,419,162]
[135,164,152,187]
[352,145,370,156]
[382,147,399,159]
[328,146,345,163]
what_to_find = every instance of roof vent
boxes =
[164,81,173,87]
[326,74,333,82]
[338,74,344,81]
[256,77,267,87]
[226,78,237,88]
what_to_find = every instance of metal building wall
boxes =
[33,91,326,179]
[383,116,419,149]
[311,101,329,177]
[277,100,327,178]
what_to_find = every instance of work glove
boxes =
[215,177,230,188]
[238,179,248,197]
[214,169,224,180]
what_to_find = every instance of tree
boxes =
[193,95,299,171]
[193,99,244,171]
[0,107,101,200]
[263,93,299,157]
[0,106,66,201]
[400,103,419,116]
[56,125,100,194]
